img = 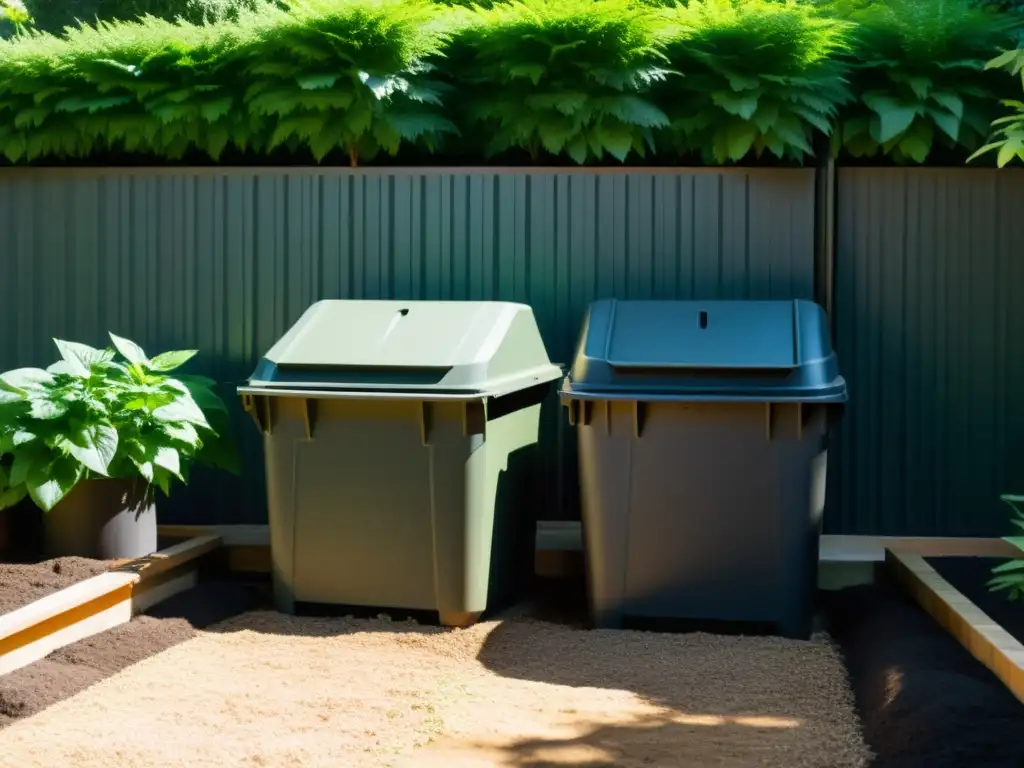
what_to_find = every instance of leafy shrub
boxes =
[0,335,235,513]
[970,46,1024,165]
[446,0,670,163]
[24,0,261,35]
[655,0,852,163]
[833,0,1020,163]
[0,0,455,164]
[989,493,1024,598]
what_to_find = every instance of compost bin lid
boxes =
[241,300,561,399]
[560,299,847,403]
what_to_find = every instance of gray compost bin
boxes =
[240,300,561,627]
[560,299,847,639]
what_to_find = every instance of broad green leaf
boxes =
[28,397,68,420]
[927,108,960,142]
[297,74,339,91]
[67,422,119,476]
[863,93,918,143]
[0,368,53,393]
[0,389,22,405]
[997,137,1024,168]
[0,483,27,511]
[134,459,155,482]
[713,91,759,121]
[109,333,148,365]
[53,339,112,377]
[153,396,210,429]
[898,133,930,164]
[28,456,82,512]
[930,91,964,121]
[147,350,198,372]
[154,446,181,477]
[10,442,46,487]
[12,430,35,446]
[597,123,634,162]
[724,121,758,162]
[163,422,201,448]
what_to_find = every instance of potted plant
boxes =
[0,333,237,559]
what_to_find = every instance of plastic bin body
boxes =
[242,300,560,626]
[561,299,846,639]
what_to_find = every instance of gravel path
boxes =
[0,611,870,768]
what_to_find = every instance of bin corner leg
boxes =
[273,578,297,615]
[439,611,482,629]
[776,614,813,641]
[591,609,624,630]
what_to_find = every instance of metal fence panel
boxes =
[0,168,816,524]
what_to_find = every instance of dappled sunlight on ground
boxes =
[0,611,868,768]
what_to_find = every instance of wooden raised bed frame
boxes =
[0,535,221,677]
[886,545,1024,705]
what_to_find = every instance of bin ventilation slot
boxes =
[699,310,708,330]
[267,365,453,388]
[607,366,796,381]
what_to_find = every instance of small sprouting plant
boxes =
[988,493,1024,599]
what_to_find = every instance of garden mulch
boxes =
[927,556,1024,646]
[825,581,1024,768]
[0,557,113,615]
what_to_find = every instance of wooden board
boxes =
[0,535,221,677]
[886,548,1024,705]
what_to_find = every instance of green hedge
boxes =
[0,0,1020,165]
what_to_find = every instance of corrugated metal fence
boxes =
[0,168,817,526]
[829,168,1024,536]
[2,166,1023,535]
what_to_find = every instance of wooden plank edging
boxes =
[0,535,221,677]
[886,548,1024,704]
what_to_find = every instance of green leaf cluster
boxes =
[443,0,670,163]
[24,0,265,36]
[0,0,455,164]
[655,0,852,163]
[831,0,1019,163]
[0,334,238,513]
[0,0,1021,165]
[989,493,1024,599]
[970,46,1024,166]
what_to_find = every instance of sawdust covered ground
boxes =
[0,607,869,768]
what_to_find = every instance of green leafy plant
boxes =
[989,493,1024,598]
[655,0,852,163]
[833,0,1020,163]
[0,0,455,164]
[0,334,237,513]
[447,0,671,163]
[24,0,263,36]
[969,46,1024,165]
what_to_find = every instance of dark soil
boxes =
[928,556,1024,646]
[824,581,1024,768]
[0,577,270,728]
[0,558,112,614]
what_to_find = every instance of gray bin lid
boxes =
[560,299,847,403]
[241,300,561,400]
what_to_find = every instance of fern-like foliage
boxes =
[969,46,1024,165]
[0,0,455,164]
[655,0,852,163]
[832,0,1021,163]
[446,0,671,163]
